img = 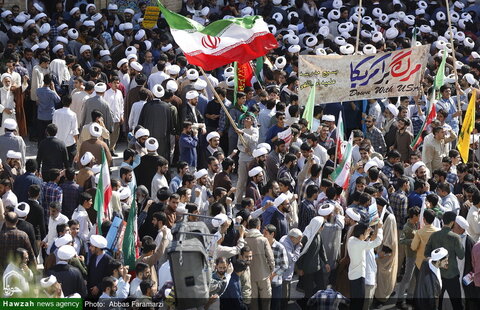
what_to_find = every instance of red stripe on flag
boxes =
[184,33,278,71]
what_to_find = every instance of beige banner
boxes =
[299,45,430,104]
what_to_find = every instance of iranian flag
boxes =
[94,149,112,235]
[158,1,278,71]
[123,190,139,269]
[336,112,345,163]
[411,96,437,150]
[331,133,354,190]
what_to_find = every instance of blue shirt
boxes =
[265,125,285,148]
[408,191,423,209]
[179,133,198,167]
[36,87,61,121]
[13,172,43,203]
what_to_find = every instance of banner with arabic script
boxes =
[298,45,430,104]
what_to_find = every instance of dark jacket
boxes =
[25,199,46,241]
[36,136,69,176]
[463,234,476,298]
[87,253,113,294]
[414,259,441,310]
[134,153,161,194]
[16,219,38,257]
[13,172,42,203]
[47,263,87,298]
[297,233,328,274]
[220,272,247,310]
[270,209,289,241]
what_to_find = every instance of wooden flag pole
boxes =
[354,0,363,54]
[445,0,463,124]
[199,67,248,148]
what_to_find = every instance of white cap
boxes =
[186,90,199,100]
[89,123,102,138]
[412,161,426,174]
[86,4,96,12]
[206,131,220,142]
[161,44,173,52]
[57,245,76,260]
[1,10,12,18]
[464,73,476,85]
[14,202,30,218]
[127,55,138,61]
[212,213,229,228]
[288,45,301,53]
[52,44,63,54]
[118,186,131,200]
[34,13,47,21]
[68,29,79,39]
[363,44,377,55]
[3,118,17,131]
[317,203,335,216]
[91,164,101,174]
[346,208,361,222]
[90,235,108,249]
[386,103,399,117]
[114,32,124,42]
[108,4,118,10]
[431,247,448,261]
[124,22,133,30]
[135,29,146,41]
[275,56,287,69]
[125,46,137,56]
[80,152,94,166]
[92,13,102,23]
[130,61,143,72]
[146,137,159,151]
[124,8,135,15]
[253,147,268,158]
[99,50,110,57]
[56,36,68,45]
[194,79,207,91]
[187,69,199,80]
[39,23,51,35]
[224,67,234,78]
[80,45,92,54]
[248,166,263,177]
[55,234,73,248]
[38,41,49,49]
[385,27,399,40]
[40,275,57,288]
[274,193,288,207]
[194,169,208,180]
[6,150,21,159]
[166,80,178,92]
[168,65,180,75]
[69,7,80,15]
[117,58,128,69]
[135,128,150,139]
[257,143,272,152]
[83,20,95,27]
[322,114,335,122]
[1,73,11,81]
[94,82,107,93]
[24,19,36,29]
[455,216,469,230]
[364,160,379,172]
[152,84,165,98]
[10,26,23,34]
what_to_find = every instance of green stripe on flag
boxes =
[94,148,106,235]
[234,62,238,107]
[123,189,137,269]
[302,84,316,131]
[158,0,259,35]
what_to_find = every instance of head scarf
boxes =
[299,216,324,256]
[238,111,257,129]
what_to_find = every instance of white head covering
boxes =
[412,161,426,174]
[166,80,178,92]
[90,235,108,249]
[300,216,324,256]
[257,143,272,152]
[187,69,199,80]
[431,247,448,261]
[49,59,70,84]
[248,166,263,177]
[346,208,361,222]
[194,169,208,180]
[322,115,335,122]
[117,58,128,69]
[135,128,150,139]
[386,103,399,117]
[80,45,91,54]
[146,138,159,152]
[89,123,102,138]
[68,29,79,39]
[14,202,30,218]
[455,216,469,230]
[55,234,73,248]
[317,203,335,216]
[6,150,21,159]
[118,187,131,200]
[206,131,220,142]
[80,152,94,166]
[40,275,57,288]
[253,147,268,158]
[274,193,288,207]
[186,90,199,100]
[130,61,143,72]
[194,79,207,91]
[212,213,229,228]
[57,245,76,260]
[94,82,107,93]
[168,65,180,75]
[152,84,165,98]
[3,119,17,130]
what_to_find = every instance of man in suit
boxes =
[12,159,42,203]
[46,244,87,297]
[14,202,38,258]
[425,211,465,310]
[36,124,69,177]
[134,138,161,195]
[87,235,113,300]
[25,184,45,252]
[453,216,476,308]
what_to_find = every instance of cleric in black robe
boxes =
[134,138,161,195]
[138,85,174,162]
[414,247,449,310]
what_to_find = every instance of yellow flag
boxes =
[457,90,476,163]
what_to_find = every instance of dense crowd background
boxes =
[0,0,479,309]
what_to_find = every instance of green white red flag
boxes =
[336,111,345,162]
[123,190,139,269]
[94,149,112,234]
[331,132,353,190]
[157,1,278,71]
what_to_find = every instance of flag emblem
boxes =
[201,35,221,50]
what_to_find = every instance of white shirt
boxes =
[72,205,93,242]
[129,277,142,298]
[118,72,130,91]
[2,190,18,208]
[365,248,377,286]
[347,229,383,280]
[441,192,460,214]
[151,173,169,202]
[43,213,69,254]
[466,205,480,242]
[104,88,124,122]
[154,227,173,247]
[53,107,79,147]
[128,100,146,130]
[71,89,90,127]
[116,277,130,299]
[312,144,328,167]
[147,70,169,90]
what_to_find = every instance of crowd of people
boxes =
[0,0,479,309]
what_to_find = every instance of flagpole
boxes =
[444,0,463,124]
[354,0,363,54]
[199,67,248,148]
[334,110,341,168]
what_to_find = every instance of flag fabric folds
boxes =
[457,90,476,163]
[157,1,278,71]
[94,149,112,235]
[123,190,139,269]
[302,85,316,131]
[331,133,354,189]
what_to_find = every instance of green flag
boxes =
[122,190,138,269]
[434,50,447,91]
[302,83,316,131]
[254,56,264,84]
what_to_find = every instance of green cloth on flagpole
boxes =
[302,84,316,131]
[93,149,106,235]
[233,61,238,107]
[434,50,447,91]
[123,190,137,269]
[255,57,264,84]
